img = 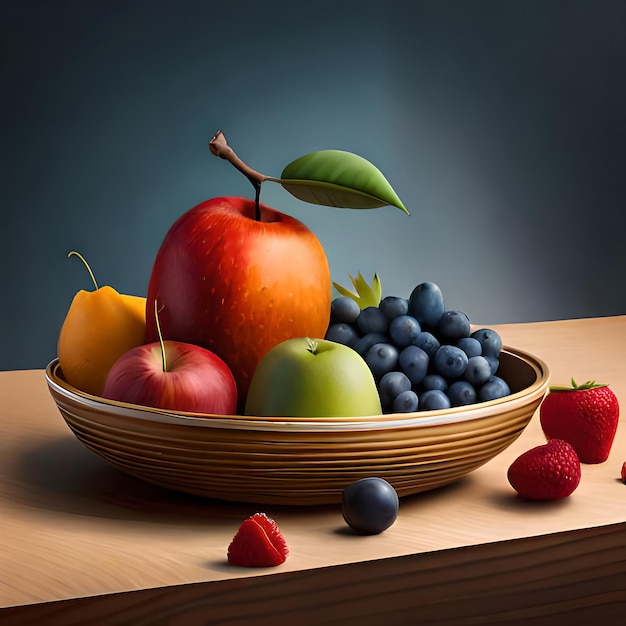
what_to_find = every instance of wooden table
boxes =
[1,317,625,625]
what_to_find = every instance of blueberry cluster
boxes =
[325,281,511,413]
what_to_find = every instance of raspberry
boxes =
[227,513,288,568]
[507,439,581,500]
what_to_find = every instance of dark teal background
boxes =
[2,0,625,371]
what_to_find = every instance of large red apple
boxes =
[102,340,237,414]
[145,196,331,408]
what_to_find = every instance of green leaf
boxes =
[268,150,409,214]
[333,272,382,309]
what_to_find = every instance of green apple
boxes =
[244,337,382,418]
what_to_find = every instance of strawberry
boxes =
[227,513,289,567]
[621,462,626,484]
[539,378,620,464]
[507,439,581,500]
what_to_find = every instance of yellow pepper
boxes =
[57,252,146,396]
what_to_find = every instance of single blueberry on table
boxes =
[341,477,399,535]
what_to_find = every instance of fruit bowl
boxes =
[45,347,549,505]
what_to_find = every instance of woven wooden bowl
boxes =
[45,346,549,505]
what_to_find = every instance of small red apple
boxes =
[145,195,331,408]
[102,340,237,414]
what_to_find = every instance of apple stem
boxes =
[254,184,261,219]
[154,300,168,373]
[209,130,267,221]
[68,251,99,290]
[306,337,318,355]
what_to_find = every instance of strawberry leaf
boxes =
[549,378,608,392]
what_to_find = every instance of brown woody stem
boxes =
[209,130,267,220]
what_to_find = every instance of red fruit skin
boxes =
[145,197,331,411]
[227,513,288,568]
[621,462,626,484]
[540,385,620,463]
[102,340,237,414]
[507,439,581,500]
[249,513,289,558]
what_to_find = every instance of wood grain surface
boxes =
[1,316,625,624]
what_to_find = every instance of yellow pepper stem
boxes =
[68,251,99,290]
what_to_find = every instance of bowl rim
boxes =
[45,346,549,433]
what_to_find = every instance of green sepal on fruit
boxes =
[270,150,409,214]
[548,378,608,392]
[333,272,382,309]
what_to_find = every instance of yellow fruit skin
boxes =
[57,286,146,396]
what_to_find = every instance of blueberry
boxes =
[389,315,421,348]
[432,344,469,379]
[356,306,389,335]
[379,371,411,412]
[436,310,471,341]
[456,337,482,358]
[421,374,448,392]
[364,343,399,380]
[392,389,419,413]
[379,296,409,321]
[325,322,360,347]
[478,376,511,402]
[447,380,477,407]
[353,332,390,357]
[464,355,492,386]
[330,296,361,324]
[408,282,444,329]
[419,389,451,411]
[341,477,399,535]
[485,355,499,376]
[470,328,503,358]
[414,331,440,359]
[398,345,429,385]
